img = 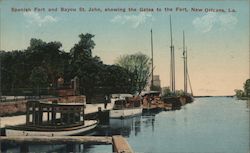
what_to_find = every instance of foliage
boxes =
[100,65,133,94]
[70,33,95,59]
[151,85,161,92]
[0,50,28,94]
[175,90,185,96]
[162,87,171,97]
[244,79,250,97]
[30,66,48,87]
[26,38,68,86]
[234,79,250,99]
[0,39,70,94]
[29,66,48,96]
[69,33,134,103]
[0,33,146,100]
[116,53,151,94]
[234,89,244,99]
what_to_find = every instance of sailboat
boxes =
[180,31,194,104]
[163,15,193,109]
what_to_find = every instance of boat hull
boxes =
[5,120,97,136]
[110,108,142,119]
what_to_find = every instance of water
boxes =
[1,97,249,153]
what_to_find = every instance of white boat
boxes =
[110,107,142,119]
[5,100,97,136]
[5,120,97,136]
[110,94,142,119]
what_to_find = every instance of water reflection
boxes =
[96,116,142,137]
[141,111,157,132]
[2,97,249,153]
[94,110,161,137]
[247,99,250,109]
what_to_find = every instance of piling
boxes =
[112,135,134,153]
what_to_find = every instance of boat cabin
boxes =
[26,100,85,127]
[113,97,141,110]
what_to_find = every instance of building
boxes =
[153,75,161,87]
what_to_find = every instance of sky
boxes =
[0,0,249,96]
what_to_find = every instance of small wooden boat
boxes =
[110,94,142,119]
[5,100,97,136]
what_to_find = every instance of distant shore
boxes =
[194,95,234,98]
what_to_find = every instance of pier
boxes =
[0,135,134,153]
[0,136,112,145]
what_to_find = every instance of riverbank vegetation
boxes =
[0,33,151,103]
[234,79,250,100]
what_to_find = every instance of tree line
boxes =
[235,79,250,100]
[0,33,152,103]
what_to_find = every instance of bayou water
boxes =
[1,97,249,153]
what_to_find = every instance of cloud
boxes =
[192,13,237,33]
[23,12,58,27]
[192,13,217,33]
[218,14,238,30]
[111,13,152,28]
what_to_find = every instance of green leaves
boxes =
[30,66,48,87]
[116,52,151,94]
[70,33,95,60]
[0,33,149,100]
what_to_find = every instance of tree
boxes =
[234,89,244,99]
[70,33,95,60]
[234,79,250,99]
[0,50,29,94]
[162,87,171,97]
[26,39,66,87]
[244,79,250,97]
[151,85,161,92]
[175,90,185,96]
[70,33,101,103]
[100,65,133,94]
[30,66,48,97]
[116,53,151,94]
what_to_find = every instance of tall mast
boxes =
[183,31,187,94]
[170,15,175,93]
[150,29,154,90]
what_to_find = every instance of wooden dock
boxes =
[112,135,134,153]
[0,136,112,144]
[0,135,134,153]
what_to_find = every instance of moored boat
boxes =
[5,100,97,136]
[110,94,142,119]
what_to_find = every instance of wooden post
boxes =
[112,135,134,153]
[67,112,70,125]
[51,105,56,125]
[38,105,42,125]
[60,112,63,125]
[32,102,35,125]
[72,108,76,124]
[47,108,50,124]
[26,102,30,125]
[82,106,85,125]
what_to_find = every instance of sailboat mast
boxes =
[170,15,175,93]
[151,29,154,90]
[183,31,187,94]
